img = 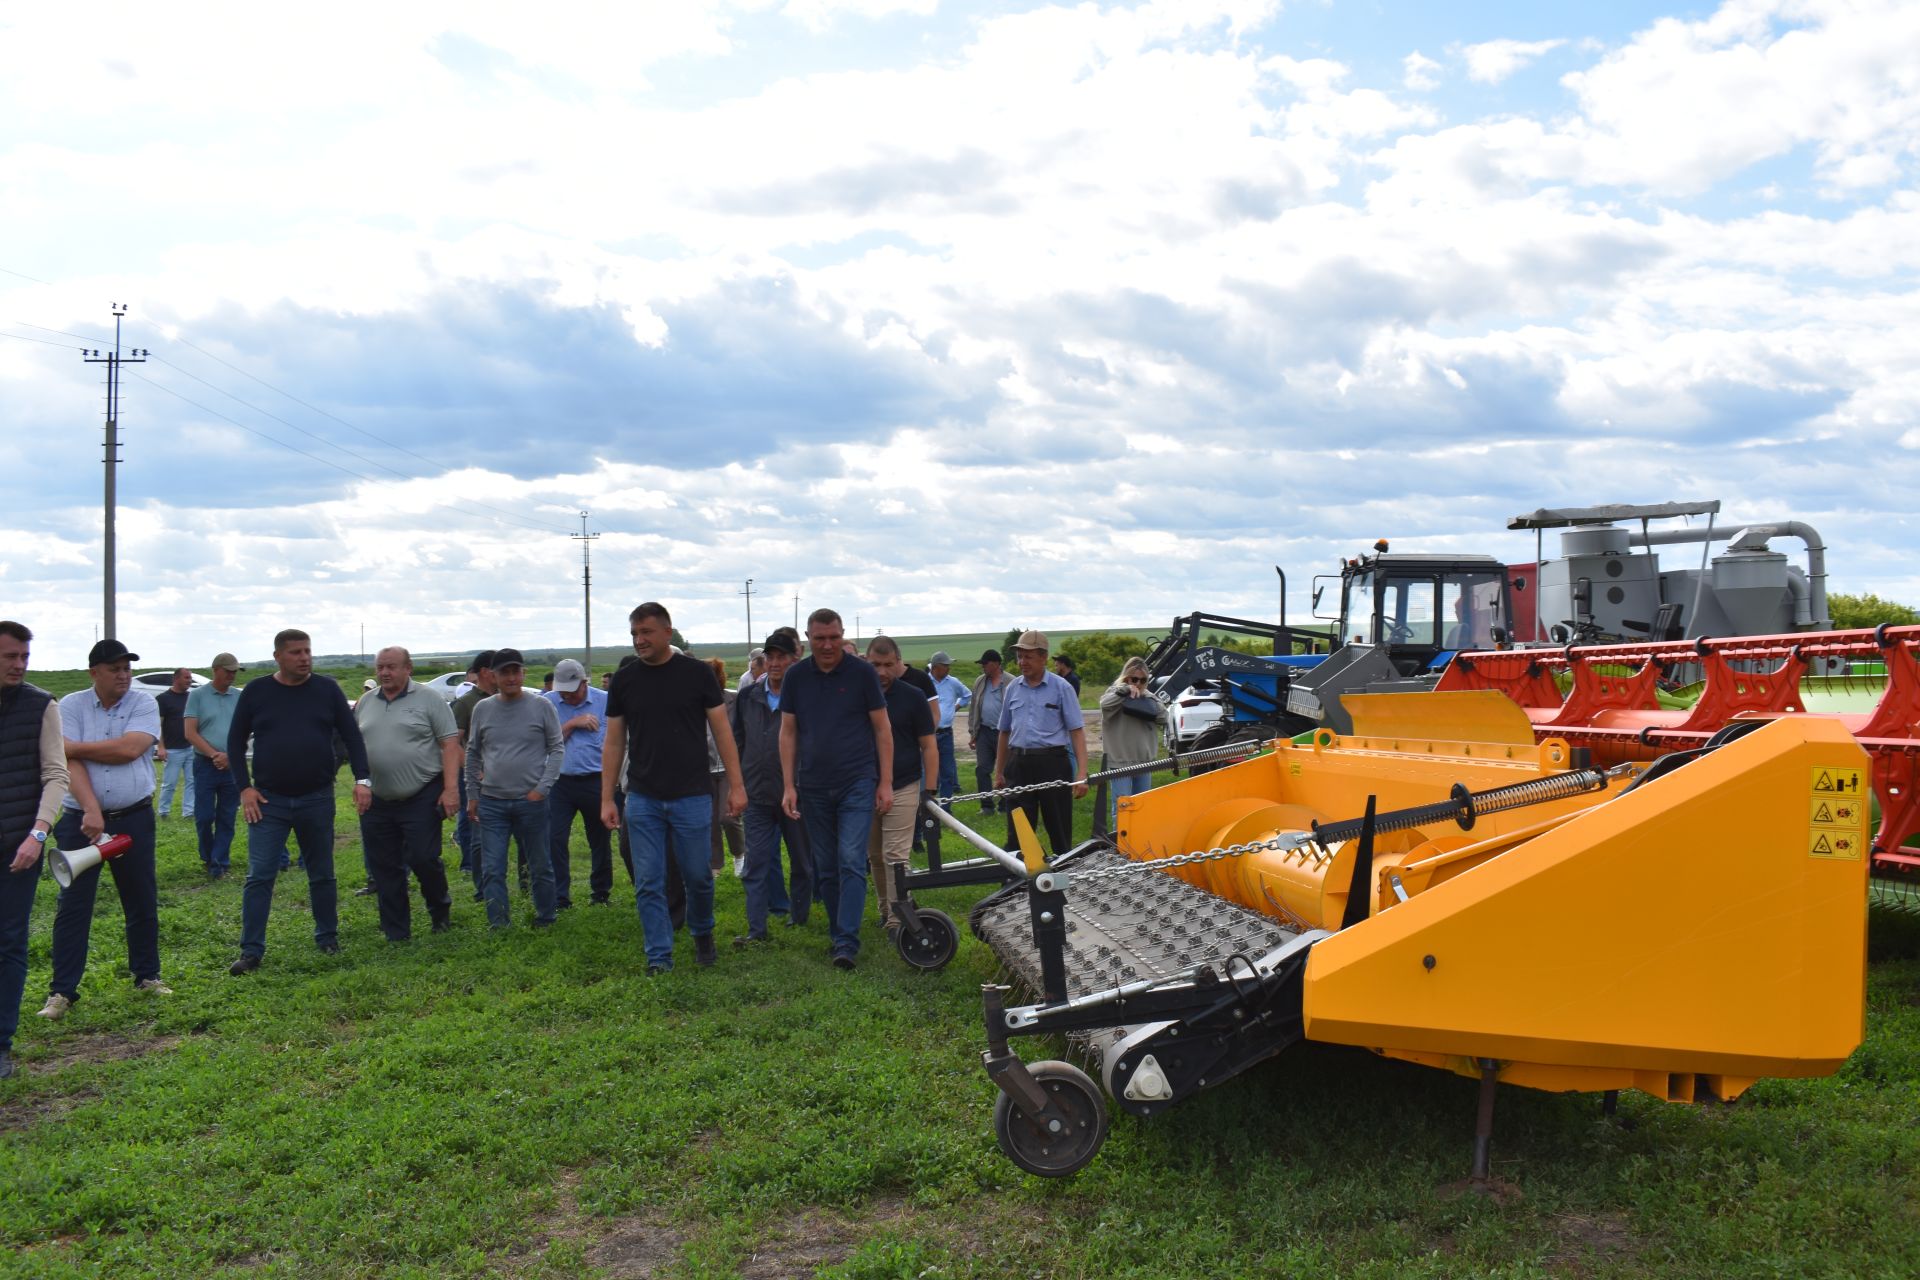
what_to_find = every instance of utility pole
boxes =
[793,594,800,631]
[572,511,600,672]
[82,305,147,640]
[739,578,755,646]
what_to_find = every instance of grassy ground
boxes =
[2,756,1917,1277]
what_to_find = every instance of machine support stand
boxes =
[981,986,1052,1116]
[890,863,923,932]
[1471,1059,1499,1186]
[1029,880,1071,1005]
[1601,1090,1618,1118]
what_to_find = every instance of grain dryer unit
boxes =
[956,692,1870,1177]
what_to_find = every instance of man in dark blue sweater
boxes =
[225,628,370,974]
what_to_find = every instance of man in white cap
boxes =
[992,630,1088,858]
[184,652,245,878]
[543,657,612,907]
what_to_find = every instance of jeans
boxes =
[478,795,555,928]
[974,726,1000,814]
[934,728,959,801]
[548,773,611,905]
[192,756,240,872]
[360,777,453,941]
[626,792,715,967]
[0,826,39,1052]
[1109,768,1153,826]
[240,786,339,959]
[158,750,194,817]
[741,802,811,935]
[455,770,475,874]
[51,801,161,998]
[799,778,877,959]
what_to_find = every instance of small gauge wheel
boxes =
[895,907,958,970]
[992,1060,1109,1177]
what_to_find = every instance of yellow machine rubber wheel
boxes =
[992,1060,1108,1177]
[895,908,958,970]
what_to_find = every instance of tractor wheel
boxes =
[1186,722,1262,774]
[992,1060,1109,1177]
[894,907,958,971]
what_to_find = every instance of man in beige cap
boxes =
[183,651,245,878]
[992,630,1088,857]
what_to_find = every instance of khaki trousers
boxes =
[867,782,921,929]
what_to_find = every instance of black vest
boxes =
[0,682,53,839]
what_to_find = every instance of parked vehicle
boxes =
[419,671,472,702]
[133,670,209,691]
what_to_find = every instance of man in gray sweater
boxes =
[464,649,564,929]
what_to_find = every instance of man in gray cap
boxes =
[543,657,612,907]
[926,651,969,813]
[967,648,1012,816]
[184,651,245,877]
[466,648,563,929]
[992,630,1088,858]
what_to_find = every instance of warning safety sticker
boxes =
[1808,764,1867,860]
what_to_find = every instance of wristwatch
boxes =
[355,778,372,788]
[29,829,47,845]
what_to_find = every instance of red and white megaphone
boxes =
[50,833,133,888]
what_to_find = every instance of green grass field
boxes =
[3,710,1918,1275]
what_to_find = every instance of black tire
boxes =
[992,1060,1109,1177]
[895,907,958,971]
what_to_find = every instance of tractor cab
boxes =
[1316,546,1513,676]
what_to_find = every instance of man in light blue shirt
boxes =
[927,651,970,810]
[543,657,612,908]
[43,639,170,1022]
[184,652,245,877]
[993,630,1088,859]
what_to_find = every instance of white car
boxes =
[1162,681,1225,752]
[419,671,473,702]
[133,669,210,691]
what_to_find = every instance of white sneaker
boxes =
[37,993,71,1021]
[135,978,173,996]
[733,856,746,878]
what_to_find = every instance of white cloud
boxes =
[781,0,938,33]
[1403,50,1441,91]
[1460,37,1566,84]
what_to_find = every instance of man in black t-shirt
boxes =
[778,608,891,969]
[863,637,936,939]
[599,602,745,975]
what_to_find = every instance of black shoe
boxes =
[430,918,452,934]
[317,942,340,955]
[0,1050,12,1080]
[557,899,573,910]
[732,932,769,949]
[832,953,856,971]
[590,895,610,905]
[783,914,805,928]
[645,963,669,977]
[354,884,377,897]
[472,891,485,902]
[228,954,261,975]
[694,934,718,967]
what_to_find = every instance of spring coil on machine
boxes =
[1309,766,1615,847]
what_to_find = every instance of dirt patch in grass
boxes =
[0,1033,180,1132]
[584,1211,688,1279]
[29,1032,180,1075]
[1544,1209,1643,1274]
[733,1197,914,1280]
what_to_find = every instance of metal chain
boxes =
[942,738,1267,807]
[1055,762,1641,885]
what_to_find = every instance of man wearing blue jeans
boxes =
[226,628,370,975]
[450,652,496,899]
[543,658,611,907]
[599,602,745,975]
[728,628,812,943]
[465,649,563,929]
[779,608,891,970]
[184,652,244,878]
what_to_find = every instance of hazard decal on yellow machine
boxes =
[1808,766,1867,860]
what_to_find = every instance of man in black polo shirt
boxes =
[226,628,370,974]
[863,637,936,940]
[779,608,891,969]
[599,603,745,975]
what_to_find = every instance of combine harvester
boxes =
[933,694,1872,1178]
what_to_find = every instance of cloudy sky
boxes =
[3,0,1918,668]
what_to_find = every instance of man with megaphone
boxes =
[39,638,172,1024]
[0,622,69,1078]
